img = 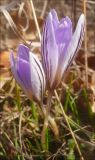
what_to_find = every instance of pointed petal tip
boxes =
[48,9,57,20]
[80,13,85,18]
[18,43,27,48]
[17,43,30,61]
[50,9,56,15]
[17,43,29,52]
[79,14,85,24]
[76,14,85,34]
[63,16,72,26]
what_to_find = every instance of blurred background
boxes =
[0,0,95,160]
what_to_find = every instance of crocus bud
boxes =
[41,9,85,90]
[10,44,45,103]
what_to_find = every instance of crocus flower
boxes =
[41,9,85,90]
[10,44,45,103]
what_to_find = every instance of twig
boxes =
[40,0,48,18]
[18,2,29,32]
[0,0,20,12]
[75,134,95,149]
[2,9,26,43]
[61,122,95,149]
[19,110,24,151]
[29,0,41,41]
[83,0,88,87]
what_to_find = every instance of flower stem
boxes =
[41,91,52,150]
[30,100,38,122]
[15,83,21,112]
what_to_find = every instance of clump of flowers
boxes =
[10,9,85,149]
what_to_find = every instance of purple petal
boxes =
[17,44,30,62]
[53,17,72,86]
[61,14,85,77]
[10,51,28,96]
[41,11,59,89]
[55,16,72,45]
[16,57,36,100]
[51,9,59,22]
[51,9,59,31]
[57,17,72,75]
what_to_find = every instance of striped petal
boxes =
[10,48,45,102]
[41,11,58,89]
[60,14,85,79]
[29,52,46,102]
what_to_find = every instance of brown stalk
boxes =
[83,0,88,87]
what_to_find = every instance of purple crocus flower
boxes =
[10,44,45,103]
[41,10,85,90]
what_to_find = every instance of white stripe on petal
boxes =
[32,53,46,96]
[29,52,45,102]
[42,12,59,89]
